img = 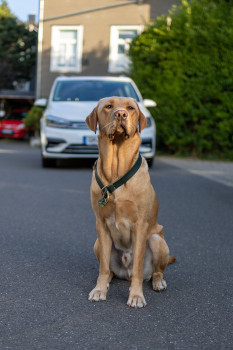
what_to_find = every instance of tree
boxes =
[0,0,13,17]
[0,0,37,89]
[129,0,233,160]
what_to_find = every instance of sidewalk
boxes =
[158,156,233,187]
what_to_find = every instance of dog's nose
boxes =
[114,109,128,120]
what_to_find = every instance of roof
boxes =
[54,76,133,82]
[0,90,35,100]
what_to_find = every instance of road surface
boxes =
[0,140,232,349]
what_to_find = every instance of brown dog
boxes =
[86,97,174,308]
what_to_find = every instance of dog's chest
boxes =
[105,211,132,250]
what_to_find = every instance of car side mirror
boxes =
[34,98,48,108]
[143,99,157,108]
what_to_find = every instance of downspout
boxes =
[43,0,144,22]
[36,0,44,99]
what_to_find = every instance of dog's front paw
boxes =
[127,293,147,308]
[88,288,107,302]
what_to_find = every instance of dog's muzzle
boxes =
[114,109,128,120]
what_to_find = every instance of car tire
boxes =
[146,157,154,168]
[23,132,30,141]
[41,156,56,168]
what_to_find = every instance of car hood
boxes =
[45,101,150,120]
[0,120,24,125]
[45,102,99,120]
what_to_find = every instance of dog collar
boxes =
[93,154,142,207]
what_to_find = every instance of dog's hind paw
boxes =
[88,288,107,302]
[127,294,147,308]
[152,274,167,292]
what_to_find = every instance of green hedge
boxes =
[24,106,44,134]
[129,0,233,160]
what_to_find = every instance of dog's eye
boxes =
[127,106,134,110]
[105,104,113,109]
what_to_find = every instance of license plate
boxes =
[1,129,14,134]
[83,136,98,145]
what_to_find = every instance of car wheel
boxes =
[41,156,56,168]
[23,132,30,141]
[146,157,154,168]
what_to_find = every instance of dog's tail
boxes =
[168,256,176,265]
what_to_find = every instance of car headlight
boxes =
[17,123,25,129]
[145,117,152,128]
[45,115,71,128]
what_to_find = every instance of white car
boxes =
[39,76,156,167]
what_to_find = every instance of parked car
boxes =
[0,109,28,139]
[39,76,156,167]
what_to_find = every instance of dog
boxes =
[85,96,175,308]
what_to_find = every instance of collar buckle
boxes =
[98,186,110,207]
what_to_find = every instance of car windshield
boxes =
[5,112,27,120]
[52,80,140,102]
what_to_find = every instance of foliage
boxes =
[129,0,233,160]
[0,0,13,17]
[24,106,43,133]
[0,0,37,89]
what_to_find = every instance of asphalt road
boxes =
[0,140,232,350]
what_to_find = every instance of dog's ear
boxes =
[85,107,98,133]
[137,103,147,133]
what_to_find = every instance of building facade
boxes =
[36,0,175,98]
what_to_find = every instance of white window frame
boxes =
[50,25,83,73]
[108,25,143,73]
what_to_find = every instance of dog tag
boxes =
[98,187,109,207]
[98,197,107,207]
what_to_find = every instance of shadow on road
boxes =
[55,158,96,169]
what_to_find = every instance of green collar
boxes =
[94,154,142,207]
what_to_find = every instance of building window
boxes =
[108,25,143,73]
[50,26,83,73]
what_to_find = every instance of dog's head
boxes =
[85,97,147,140]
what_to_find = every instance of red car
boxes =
[0,109,28,139]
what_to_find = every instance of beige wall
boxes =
[147,0,177,18]
[37,0,176,98]
[38,0,150,97]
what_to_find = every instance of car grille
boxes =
[62,144,99,154]
[69,121,89,129]
[141,138,152,148]
[46,138,66,148]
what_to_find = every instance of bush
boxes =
[24,106,43,134]
[129,0,233,159]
